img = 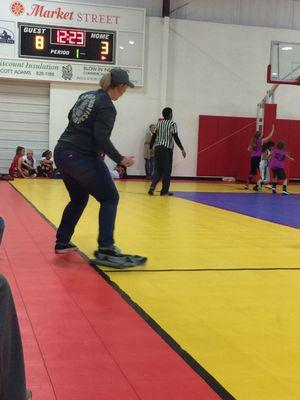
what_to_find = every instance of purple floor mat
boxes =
[174,192,300,229]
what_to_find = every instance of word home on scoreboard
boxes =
[19,24,115,64]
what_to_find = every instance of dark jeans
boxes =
[145,157,154,177]
[150,146,173,194]
[54,145,119,248]
[0,218,27,400]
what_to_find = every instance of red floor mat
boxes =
[0,181,222,400]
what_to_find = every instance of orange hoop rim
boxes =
[267,64,300,86]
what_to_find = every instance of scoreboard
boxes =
[19,24,115,64]
[0,1,145,85]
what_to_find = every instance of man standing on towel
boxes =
[54,68,146,268]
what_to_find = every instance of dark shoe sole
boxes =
[55,247,77,254]
[90,253,147,269]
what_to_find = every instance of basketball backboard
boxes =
[267,41,300,85]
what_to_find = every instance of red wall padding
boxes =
[197,114,300,180]
[263,104,277,135]
[197,115,255,179]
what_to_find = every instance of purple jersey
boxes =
[270,149,285,169]
[251,139,262,157]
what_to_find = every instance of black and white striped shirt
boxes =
[150,119,183,150]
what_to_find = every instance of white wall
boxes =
[49,17,163,174]
[171,0,300,30]
[167,19,300,176]
[49,16,300,177]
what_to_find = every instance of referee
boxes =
[148,107,186,196]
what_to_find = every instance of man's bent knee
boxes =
[92,187,119,204]
[71,194,89,207]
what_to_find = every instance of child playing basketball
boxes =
[257,141,275,191]
[245,124,275,190]
[270,140,294,195]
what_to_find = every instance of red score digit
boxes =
[57,29,67,44]
[77,31,84,46]
[68,30,77,44]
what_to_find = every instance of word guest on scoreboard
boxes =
[19,24,115,63]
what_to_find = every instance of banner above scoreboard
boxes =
[0,0,145,31]
[0,1,145,86]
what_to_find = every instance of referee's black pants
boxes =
[150,146,172,195]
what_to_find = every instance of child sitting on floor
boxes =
[37,150,54,178]
[9,146,33,178]
[114,164,127,179]
[22,149,37,178]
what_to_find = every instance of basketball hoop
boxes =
[258,41,300,131]
[267,41,300,85]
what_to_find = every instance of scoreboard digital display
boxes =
[19,24,115,64]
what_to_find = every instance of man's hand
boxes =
[149,149,154,157]
[182,149,187,158]
[121,156,135,167]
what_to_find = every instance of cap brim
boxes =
[128,81,135,88]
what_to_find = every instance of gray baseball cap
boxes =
[111,68,135,88]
